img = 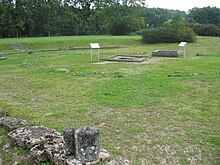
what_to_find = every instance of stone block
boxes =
[74,126,99,163]
[63,126,75,155]
[152,50,180,57]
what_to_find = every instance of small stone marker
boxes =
[0,55,7,60]
[63,126,75,155]
[74,126,100,163]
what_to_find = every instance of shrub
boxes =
[188,23,220,36]
[142,25,196,43]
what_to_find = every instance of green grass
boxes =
[0,35,220,164]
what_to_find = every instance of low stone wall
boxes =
[152,50,180,57]
[0,117,133,165]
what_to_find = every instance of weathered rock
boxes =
[99,149,111,161]
[64,126,75,155]
[3,143,11,152]
[66,157,83,165]
[0,117,28,131]
[0,55,7,60]
[0,121,109,165]
[28,144,48,164]
[44,136,66,165]
[8,125,62,149]
[107,156,134,165]
[57,68,70,72]
[74,126,99,163]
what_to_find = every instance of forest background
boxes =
[0,0,220,38]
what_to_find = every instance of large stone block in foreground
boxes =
[74,126,100,163]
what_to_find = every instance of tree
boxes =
[0,0,16,37]
[14,0,26,37]
[145,8,169,27]
[187,6,220,27]
[0,0,148,37]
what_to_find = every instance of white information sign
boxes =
[178,42,187,47]
[178,42,187,59]
[90,43,100,62]
[90,43,100,49]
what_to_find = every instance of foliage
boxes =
[142,14,196,43]
[144,8,186,28]
[187,6,220,27]
[1,1,220,38]
[188,23,220,36]
[0,0,146,37]
[109,16,141,35]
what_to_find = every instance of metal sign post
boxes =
[178,42,187,59]
[90,43,100,63]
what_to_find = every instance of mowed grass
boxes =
[0,35,220,164]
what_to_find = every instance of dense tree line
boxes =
[186,6,220,36]
[0,0,147,37]
[0,1,220,38]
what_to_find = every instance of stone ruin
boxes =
[101,55,150,62]
[64,126,100,163]
[152,50,180,57]
[0,117,133,165]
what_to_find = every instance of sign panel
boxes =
[90,43,100,49]
[178,42,187,47]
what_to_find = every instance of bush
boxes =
[188,23,220,36]
[142,26,196,43]
[142,20,196,43]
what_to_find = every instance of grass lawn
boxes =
[0,35,220,164]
